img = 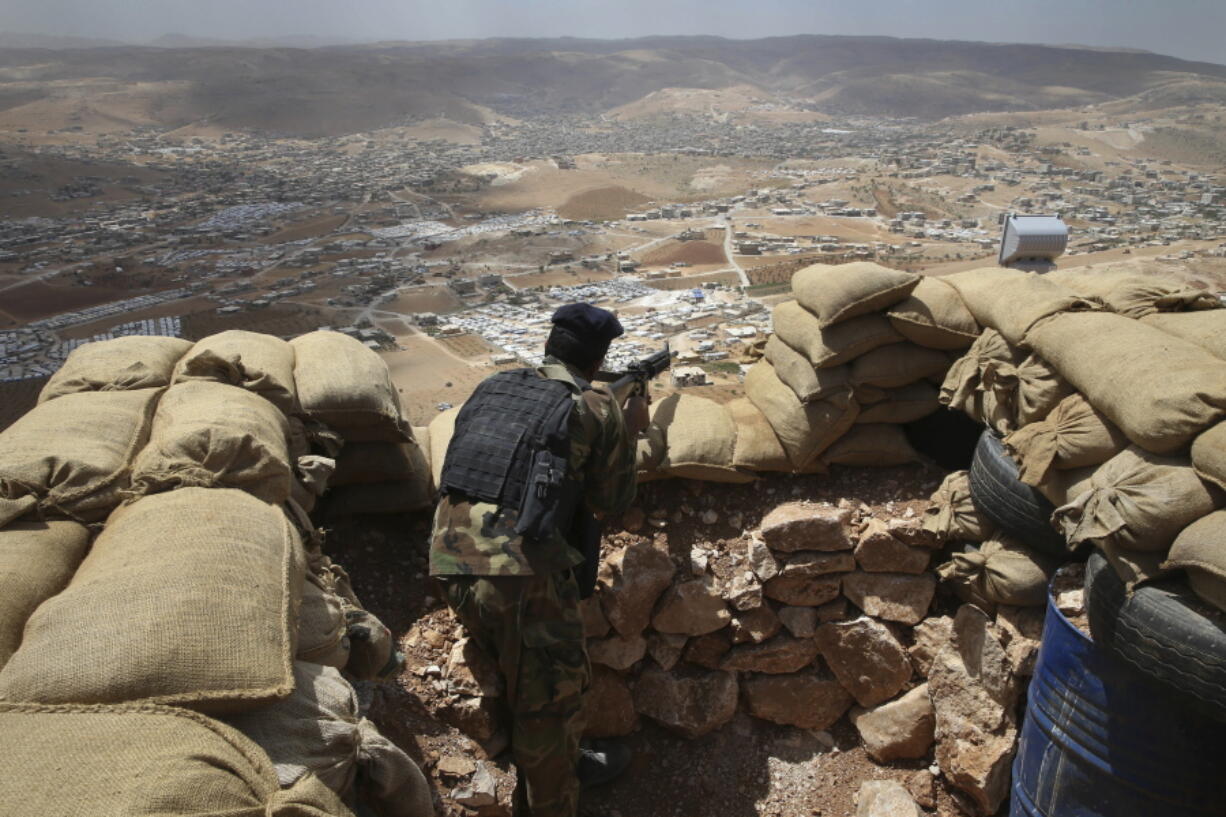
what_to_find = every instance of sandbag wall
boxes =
[0,330,431,817]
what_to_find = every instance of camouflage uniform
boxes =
[430,357,637,817]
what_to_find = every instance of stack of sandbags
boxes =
[38,335,193,402]
[320,438,433,517]
[745,262,966,471]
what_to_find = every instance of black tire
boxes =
[968,430,1067,557]
[1086,551,1226,723]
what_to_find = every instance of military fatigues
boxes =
[430,358,637,817]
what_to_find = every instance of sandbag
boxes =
[1035,464,1097,509]
[1164,511,1226,613]
[0,488,305,712]
[763,335,853,403]
[1140,310,1226,360]
[427,406,459,488]
[655,394,753,483]
[1004,393,1129,487]
[332,442,425,486]
[1192,422,1226,491]
[850,343,950,390]
[855,381,940,424]
[174,330,299,416]
[352,720,436,817]
[292,331,410,442]
[1053,446,1221,554]
[297,573,351,669]
[39,335,193,403]
[0,520,91,669]
[942,267,1098,346]
[939,328,1021,421]
[345,608,402,682]
[1028,311,1226,454]
[772,302,902,368]
[1047,268,1220,318]
[820,424,918,467]
[412,425,432,490]
[744,360,859,469]
[0,702,352,817]
[128,381,293,504]
[937,534,1059,610]
[792,262,920,328]
[886,276,980,350]
[636,402,668,481]
[923,469,995,542]
[322,477,433,517]
[0,388,160,527]
[727,398,792,473]
[977,353,1073,436]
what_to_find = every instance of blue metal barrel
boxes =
[1011,592,1226,816]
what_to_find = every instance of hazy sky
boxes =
[3,0,1224,65]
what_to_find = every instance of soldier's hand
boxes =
[624,395,650,437]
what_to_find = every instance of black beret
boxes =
[550,303,624,345]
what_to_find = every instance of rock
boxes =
[701,509,719,525]
[995,605,1045,677]
[647,631,687,671]
[721,634,820,674]
[622,507,645,533]
[905,770,937,810]
[742,670,853,730]
[908,615,954,678]
[748,536,780,581]
[452,761,498,808]
[763,575,842,607]
[850,684,936,762]
[599,541,675,637]
[446,637,502,697]
[690,547,710,576]
[730,605,780,644]
[843,572,936,625]
[436,755,476,779]
[779,551,857,578]
[929,605,1021,816]
[580,597,610,639]
[439,695,506,756]
[854,780,921,817]
[726,570,763,611]
[816,597,849,622]
[583,666,639,737]
[652,577,731,636]
[684,630,732,669]
[588,632,647,671]
[778,606,819,638]
[632,667,738,738]
[816,617,912,708]
[888,517,941,549]
[759,503,854,552]
[855,519,931,574]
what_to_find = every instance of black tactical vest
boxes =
[439,367,584,541]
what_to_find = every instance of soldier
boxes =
[430,303,647,817]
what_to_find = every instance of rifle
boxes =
[572,346,673,598]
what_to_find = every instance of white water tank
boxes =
[998,214,1068,266]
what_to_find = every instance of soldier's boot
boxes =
[577,739,631,789]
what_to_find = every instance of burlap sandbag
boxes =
[763,335,853,403]
[0,520,91,669]
[428,406,459,488]
[412,425,433,491]
[39,335,193,403]
[1028,311,1226,454]
[174,330,299,416]
[352,719,436,817]
[923,469,995,542]
[297,573,351,669]
[0,702,352,817]
[1140,311,1226,361]
[792,262,920,328]
[332,442,426,486]
[128,381,292,504]
[850,343,950,390]
[345,608,402,682]
[856,381,940,424]
[292,331,410,442]
[1046,268,1220,319]
[937,534,1059,610]
[1192,422,1226,491]
[939,328,1021,421]
[0,388,160,526]
[887,276,981,350]
[1035,464,1097,509]
[820,424,918,467]
[635,401,668,481]
[1054,446,1221,555]
[654,394,753,483]
[0,488,304,712]
[772,301,902,368]
[1004,393,1129,487]
[322,478,433,516]
[727,397,792,473]
[1164,511,1226,613]
[977,353,1073,437]
[744,360,858,469]
[942,267,1098,346]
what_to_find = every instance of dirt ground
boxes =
[639,239,728,269]
[387,286,466,315]
[383,333,510,425]
[505,268,616,289]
